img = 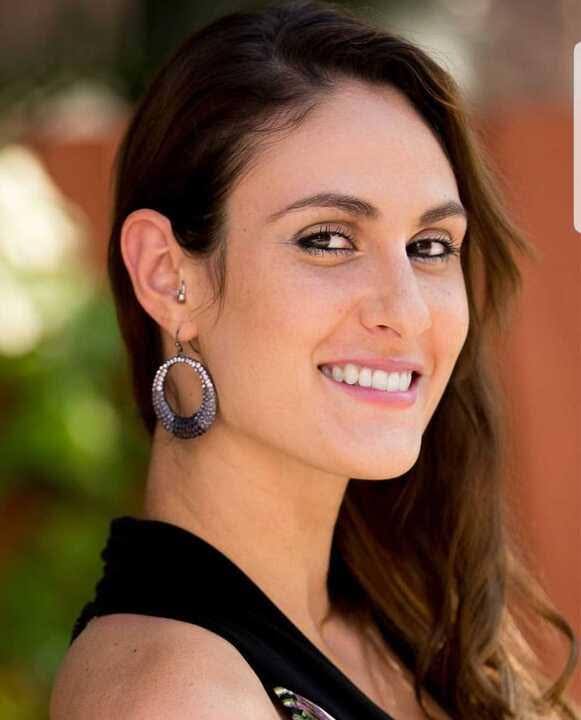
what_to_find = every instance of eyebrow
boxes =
[266,192,467,226]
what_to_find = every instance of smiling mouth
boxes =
[317,366,421,392]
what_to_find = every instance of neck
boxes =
[142,419,350,635]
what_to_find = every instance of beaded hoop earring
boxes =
[151,327,217,439]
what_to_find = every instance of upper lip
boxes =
[318,357,425,374]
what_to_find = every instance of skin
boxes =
[120,79,469,695]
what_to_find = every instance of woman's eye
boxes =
[409,237,462,263]
[295,225,355,256]
[295,227,461,263]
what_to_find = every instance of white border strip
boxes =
[575,42,580,232]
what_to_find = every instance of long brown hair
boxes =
[107,1,579,717]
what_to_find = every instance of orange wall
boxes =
[482,104,581,698]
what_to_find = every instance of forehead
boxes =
[228,80,460,225]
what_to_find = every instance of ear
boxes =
[120,209,205,347]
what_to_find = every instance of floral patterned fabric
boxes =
[273,686,338,720]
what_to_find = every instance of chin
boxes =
[342,444,422,481]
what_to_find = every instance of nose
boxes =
[358,250,432,339]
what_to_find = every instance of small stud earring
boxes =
[176,280,186,303]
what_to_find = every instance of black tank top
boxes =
[70,516,424,720]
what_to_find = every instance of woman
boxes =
[50,1,579,718]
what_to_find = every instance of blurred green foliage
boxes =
[0,288,149,718]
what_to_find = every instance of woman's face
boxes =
[194,80,469,481]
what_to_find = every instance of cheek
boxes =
[239,251,335,331]
[207,256,332,436]
[429,279,470,368]
[215,252,328,382]
[416,279,469,427]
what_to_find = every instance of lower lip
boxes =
[318,368,420,407]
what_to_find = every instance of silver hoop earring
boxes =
[151,328,217,439]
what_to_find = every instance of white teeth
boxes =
[344,363,359,385]
[358,367,372,387]
[371,369,389,390]
[398,372,411,391]
[321,364,413,392]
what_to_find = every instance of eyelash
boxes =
[295,224,462,263]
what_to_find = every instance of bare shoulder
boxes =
[50,613,284,719]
